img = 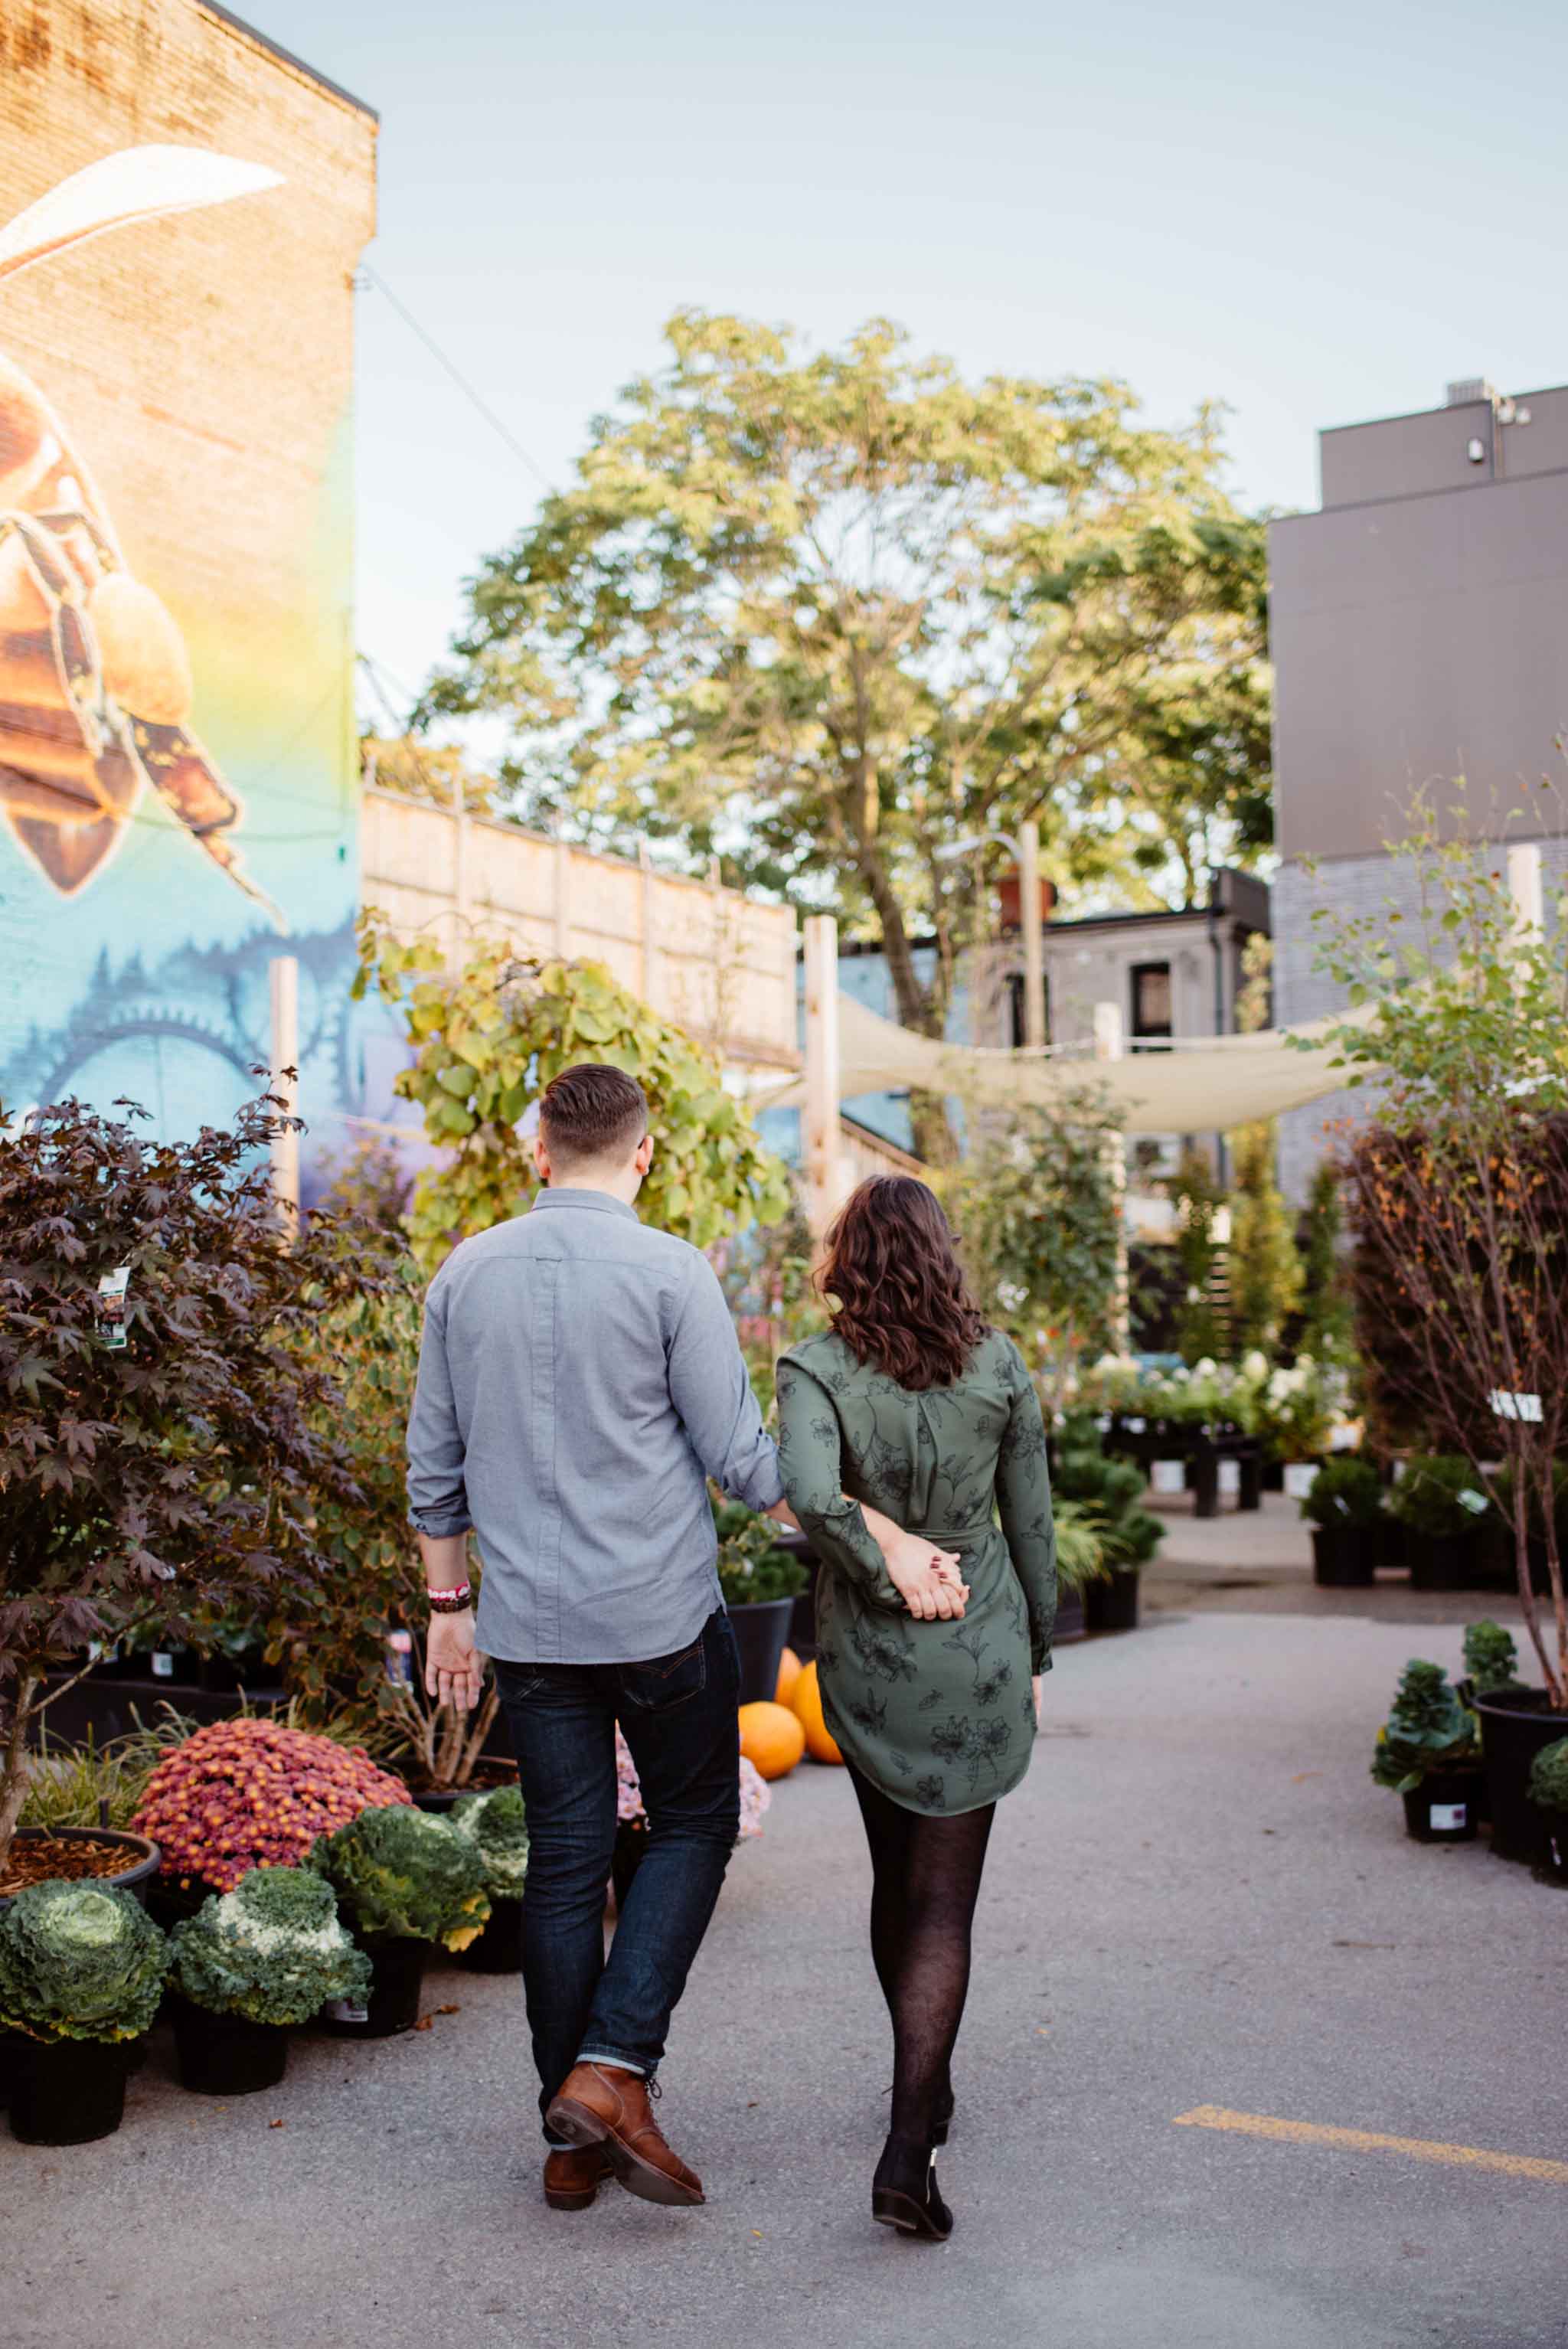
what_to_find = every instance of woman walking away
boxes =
[775,1176,1056,2243]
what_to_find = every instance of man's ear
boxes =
[533,1135,552,1183]
[635,1133,655,1175]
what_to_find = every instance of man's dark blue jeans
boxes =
[493,1607,741,2145]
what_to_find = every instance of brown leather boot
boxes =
[546,2063,704,2207]
[543,2144,613,2210]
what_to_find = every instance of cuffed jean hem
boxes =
[576,2047,650,2077]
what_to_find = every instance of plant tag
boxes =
[1151,1459,1185,1495]
[1429,1803,1466,1831]
[1489,1390,1543,1423]
[325,1997,368,2025]
[95,1263,131,1349]
[1218,1459,1241,1497]
[151,1651,175,1679]
[1284,1463,1319,1501]
[1096,1413,1112,1433]
[1125,1415,1146,1433]
[1457,1488,1489,1515]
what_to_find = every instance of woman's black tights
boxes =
[848,1761,995,2174]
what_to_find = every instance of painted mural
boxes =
[0,51,374,1178]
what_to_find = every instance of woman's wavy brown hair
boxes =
[818,1175,988,1392]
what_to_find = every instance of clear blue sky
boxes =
[247,0,1566,724]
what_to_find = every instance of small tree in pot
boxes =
[0,1087,397,1881]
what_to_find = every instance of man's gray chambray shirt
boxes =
[406,1188,785,1665]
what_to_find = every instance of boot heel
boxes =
[872,2184,953,2242]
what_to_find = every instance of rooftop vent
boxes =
[1446,377,1497,407]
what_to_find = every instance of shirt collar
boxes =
[531,1186,641,1224]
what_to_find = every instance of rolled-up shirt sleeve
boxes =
[407,1275,473,1537]
[666,1256,785,1511]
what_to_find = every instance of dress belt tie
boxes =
[906,1520,996,1547]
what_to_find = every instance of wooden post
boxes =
[269,954,299,1227]
[803,914,841,1253]
[1093,998,1129,1348]
[553,837,570,961]
[1019,818,1046,1050]
[1507,841,1543,943]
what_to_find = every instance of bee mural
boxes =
[0,145,287,928]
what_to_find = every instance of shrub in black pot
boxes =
[714,1504,807,1704]
[310,1804,490,2035]
[168,1865,370,2093]
[1054,1427,1165,1635]
[1303,1457,1384,1586]
[447,1784,529,1972]
[1390,1457,1492,1590]
[1370,1660,1481,1843]
[1527,1739,1568,1886]
[0,1879,168,2143]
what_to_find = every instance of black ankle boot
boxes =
[872,2133,954,2242]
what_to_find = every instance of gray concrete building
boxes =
[1269,377,1568,1196]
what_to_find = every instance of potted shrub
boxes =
[1390,1456,1492,1590]
[0,1087,397,1891]
[1302,1458,1384,1586]
[131,1717,413,1911]
[447,1785,529,1973]
[1526,1740,1568,1886]
[309,1804,490,2037]
[1054,1429,1164,1634]
[714,1503,807,1704]
[167,1865,371,2094]
[1370,1661,1481,1843]
[0,1880,168,2144]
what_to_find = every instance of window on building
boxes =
[1130,961,1173,1051]
[1006,970,1050,1049]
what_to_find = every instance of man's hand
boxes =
[425,1609,485,1712]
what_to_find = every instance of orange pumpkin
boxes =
[790,1660,844,1765]
[774,1645,803,1707]
[737,1700,805,1780]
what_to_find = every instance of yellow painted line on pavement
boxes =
[1172,2105,1568,2185]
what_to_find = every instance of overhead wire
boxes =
[359,263,555,492]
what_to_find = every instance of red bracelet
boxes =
[426,1583,472,1614]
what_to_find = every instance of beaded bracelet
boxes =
[426,1582,472,1615]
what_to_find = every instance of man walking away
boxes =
[407,1065,952,2213]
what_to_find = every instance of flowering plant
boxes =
[614,1727,769,1842]
[131,1718,412,1893]
[168,1864,371,2026]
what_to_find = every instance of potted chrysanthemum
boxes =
[167,1864,371,2094]
[0,1880,168,2143]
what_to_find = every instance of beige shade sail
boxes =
[760,992,1379,1135]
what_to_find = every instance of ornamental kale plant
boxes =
[1370,1660,1480,1795]
[1527,1737,1568,1815]
[309,1804,491,1951]
[131,1717,412,1893]
[0,1880,167,2043]
[449,1784,529,1897]
[0,1085,403,1861]
[1462,1619,1521,1697]
[168,1865,371,2025]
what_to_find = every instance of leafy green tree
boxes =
[1170,1145,1224,1361]
[419,312,1271,1157]
[1227,1121,1305,1353]
[354,913,791,1269]
[1298,1158,1353,1355]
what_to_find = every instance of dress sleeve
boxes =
[996,1349,1057,1673]
[774,1357,904,1611]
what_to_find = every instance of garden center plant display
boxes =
[167,1866,371,2095]
[0,1086,400,1877]
[1301,1457,1385,1588]
[131,1718,412,1897]
[714,1501,807,1704]
[309,1805,492,2037]
[1390,1456,1493,1591]
[0,1880,168,2144]
[446,1784,530,1972]
[1526,1740,1568,1884]
[1461,1622,1521,1701]
[1370,1661,1481,1844]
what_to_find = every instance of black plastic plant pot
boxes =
[1311,1526,1377,1587]
[2,1827,162,1913]
[324,1934,429,2038]
[1475,1689,1568,1865]
[727,1595,795,1706]
[1400,1769,1481,1844]
[1086,1569,1141,1635]
[1054,1586,1087,1644]
[1405,1533,1484,1592]
[8,2034,135,2145]
[171,1998,288,2096]
[457,1893,524,1973]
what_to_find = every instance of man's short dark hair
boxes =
[539,1063,649,1169]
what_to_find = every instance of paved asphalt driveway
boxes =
[9,1504,1565,2349]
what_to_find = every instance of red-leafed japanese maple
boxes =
[0,1086,398,1862]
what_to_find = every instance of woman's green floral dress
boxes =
[775,1327,1056,1816]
